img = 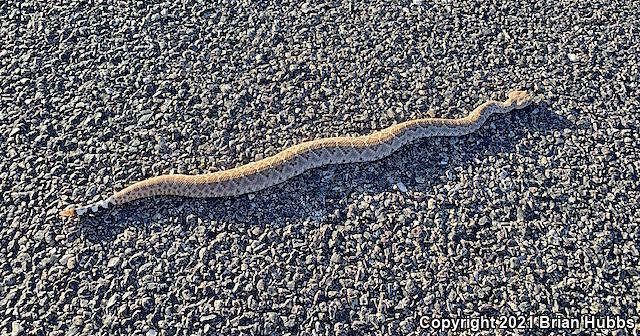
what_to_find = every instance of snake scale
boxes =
[60,90,534,217]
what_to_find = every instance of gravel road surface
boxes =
[1,1,639,335]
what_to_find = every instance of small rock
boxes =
[67,256,77,269]
[138,114,152,123]
[11,321,23,336]
[107,294,120,308]
[330,252,342,264]
[59,254,71,266]
[107,257,121,268]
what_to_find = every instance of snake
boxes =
[59,90,534,218]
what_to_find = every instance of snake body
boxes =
[59,91,533,217]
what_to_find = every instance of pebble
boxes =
[67,255,77,269]
[107,257,121,268]
[567,53,579,62]
[11,321,24,336]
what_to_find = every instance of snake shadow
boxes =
[78,102,570,242]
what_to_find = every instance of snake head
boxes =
[507,90,534,110]
[59,208,76,218]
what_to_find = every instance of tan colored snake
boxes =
[60,90,534,217]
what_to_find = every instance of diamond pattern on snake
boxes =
[60,90,534,218]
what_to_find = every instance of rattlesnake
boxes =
[60,90,534,218]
